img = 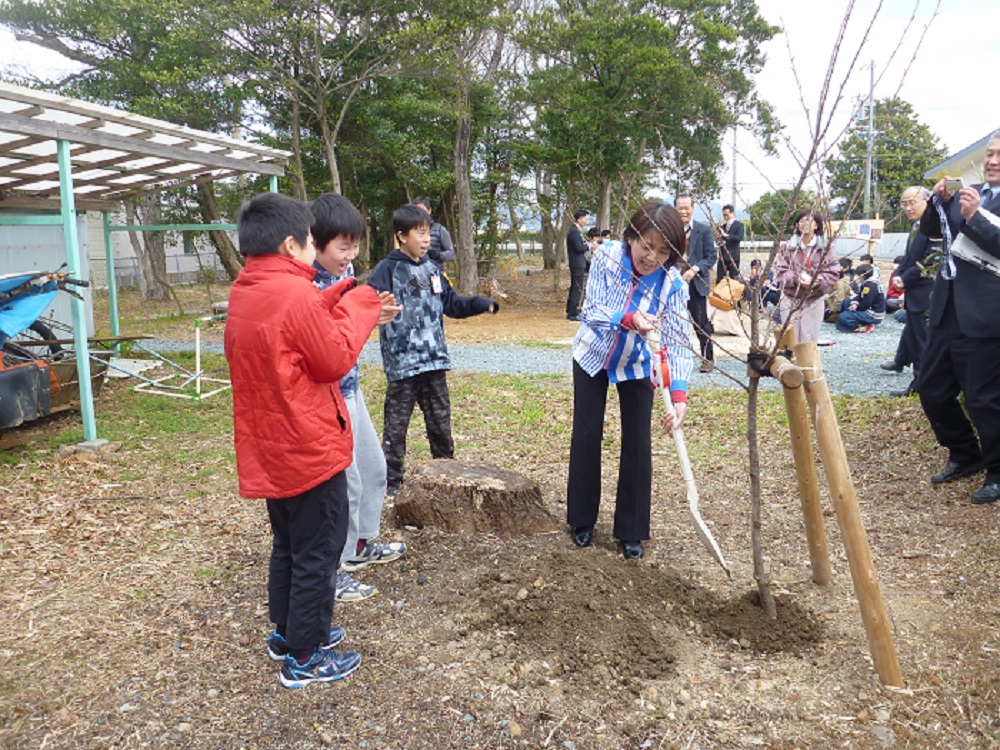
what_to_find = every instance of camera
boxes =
[944,177,964,192]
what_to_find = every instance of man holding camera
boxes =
[917,131,1000,504]
[716,204,744,280]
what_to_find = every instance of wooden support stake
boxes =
[795,340,903,687]
[770,354,804,389]
[777,328,829,584]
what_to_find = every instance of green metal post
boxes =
[58,139,97,441]
[102,212,121,352]
[269,175,279,193]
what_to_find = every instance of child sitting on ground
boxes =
[835,263,886,333]
[310,194,406,605]
[225,192,390,688]
[824,258,855,323]
[747,258,779,308]
[368,204,499,496]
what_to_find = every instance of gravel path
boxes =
[149,316,915,397]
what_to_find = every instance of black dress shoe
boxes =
[879,361,904,373]
[571,526,593,548]
[972,480,1000,505]
[620,540,644,560]
[889,388,916,398]
[931,459,985,485]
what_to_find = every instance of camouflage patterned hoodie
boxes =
[368,249,496,382]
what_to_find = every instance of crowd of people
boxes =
[220,130,1000,689]
[225,193,496,688]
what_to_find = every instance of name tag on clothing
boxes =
[431,274,443,294]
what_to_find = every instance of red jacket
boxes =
[224,253,381,499]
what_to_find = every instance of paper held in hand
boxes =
[951,208,1000,277]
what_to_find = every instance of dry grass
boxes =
[1,270,999,749]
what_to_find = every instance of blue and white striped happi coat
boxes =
[572,241,693,394]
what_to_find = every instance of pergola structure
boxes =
[0,82,289,441]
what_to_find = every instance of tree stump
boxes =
[393,459,559,537]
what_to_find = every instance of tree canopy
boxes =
[748,188,823,238]
[0,0,780,290]
[826,97,946,227]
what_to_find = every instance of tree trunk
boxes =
[537,169,557,270]
[597,175,612,231]
[356,196,371,270]
[196,181,244,281]
[506,193,524,260]
[125,198,170,302]
[316,97,342,195]
[747,375,777,618]
[288,89,307,200]
[453,79,477,296]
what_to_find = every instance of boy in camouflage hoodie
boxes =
[367,204,498,495]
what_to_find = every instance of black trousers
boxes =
[901,311,931,377]
[383,369,454,486]
[266,472,348,650]
[892,326,911,368]
[566,361,654,542]
[566,269,586,316]
[900,308,930,388]
[918,299,1000,474]
[688,289,713,362]
[717,248,740,280]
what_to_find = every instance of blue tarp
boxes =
[0,272,58,344]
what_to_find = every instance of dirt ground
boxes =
[1,268,999,749]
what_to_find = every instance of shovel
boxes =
[647,328,731,579]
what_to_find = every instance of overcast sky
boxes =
[1,1,995,211]
[712,0,998,207]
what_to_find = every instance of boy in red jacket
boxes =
[225,192,392,688]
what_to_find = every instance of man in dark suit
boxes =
[565,208,590,321]
[675,194,718,373]
[917,131,1000,504]
[716,204,744,280]
[889,186,939,397]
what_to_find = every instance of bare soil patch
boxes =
[1,268,999,749]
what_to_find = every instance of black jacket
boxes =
[566,225,589,272]
[920,186,1000,337]
[686,221,717,297]
[895,225,938,314]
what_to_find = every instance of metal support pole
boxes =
[102,211,121,352]
[195,317,202,397]
[731,127,737,209]
[58,139,98,441]
[863,62,875,218]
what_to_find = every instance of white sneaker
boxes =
[342,540,407,572]
[335,569,377,602]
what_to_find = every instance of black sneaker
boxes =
[266,626,346,661]
[279,648,361,689]
[386,481,402,498]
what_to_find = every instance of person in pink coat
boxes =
[774,209,840,343]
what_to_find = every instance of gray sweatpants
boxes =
[340,388,388,567]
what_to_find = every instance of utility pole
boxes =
[863,61,875,218]
[731,126,737,208]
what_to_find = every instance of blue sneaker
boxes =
[266,626,346,661]
[279,648,361,689]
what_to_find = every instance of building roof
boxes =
[0,82,289,211]
[923,129,998,181]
